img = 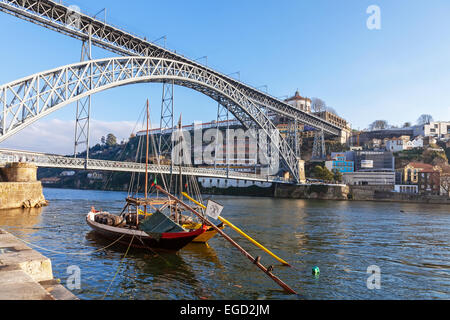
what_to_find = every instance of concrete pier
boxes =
[0,228,78,300]
[0,163,48,210]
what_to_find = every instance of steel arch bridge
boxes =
[0,0,341,136]
[0,0,344,183]
[0,56,303,181]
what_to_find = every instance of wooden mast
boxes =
[176,114,183,224]
[144,99,150,216]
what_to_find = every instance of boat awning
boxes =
[139,210,185,234]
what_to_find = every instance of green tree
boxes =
[314,165,334,182]
[106,133,117,146]
[333,169,343,183]
[314,165,324,179]
[423,149,448,165]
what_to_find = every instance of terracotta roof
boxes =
[420,169,440,174]
[406,162,434,169]
[285,90,311,102]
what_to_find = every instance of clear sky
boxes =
[0,0,449,154]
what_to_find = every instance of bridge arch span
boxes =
[0,56,300,181]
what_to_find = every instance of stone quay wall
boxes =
[274,183,350,200]
[0,163,48,210]
[0,228,78,300]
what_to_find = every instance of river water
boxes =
[0,188,449,300]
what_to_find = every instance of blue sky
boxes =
[0,0,450,153]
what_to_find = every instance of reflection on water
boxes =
[0,207,43,235]
[0,188,449,300]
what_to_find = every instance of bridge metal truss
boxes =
[0,0,341,137]
[0,149,289,184]
[0,56,301,182]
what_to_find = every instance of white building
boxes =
[87,172,103,180]
[394,185,418,194]
[414,121,450,139]
[386,136,424,152]
[284,90,311,113]
[406,136,424,149]
[198,177,272,189]
[343,171,395,185]
[60,171,75,177]
[386,138,407,152]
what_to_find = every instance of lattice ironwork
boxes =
[0,56,302,182]
[0,148,289,184]
[158,81,174,157]
[74,37,92,159]
[312,127,326,160]
[0,0,347,182]
[0,0,341,136]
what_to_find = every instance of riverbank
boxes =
[348,185,450,204]
[274,183,450,204]
[0,228,78,300]
[2,188,448,299]
[40,183,450,205]
[274,183,349,200]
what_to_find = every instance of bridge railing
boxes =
[0,149,291,184]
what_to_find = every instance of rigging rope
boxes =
[102,235,135,300]
[104,101,147,192]
[9,233,126,256]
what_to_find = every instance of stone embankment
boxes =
[349,185,450,204]
[0,228,78,300]
[0,163,48,210]
[274,183,349,200]
[274,183,450,204]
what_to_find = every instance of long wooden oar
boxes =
[156,186,297,294]
[182,192,291,267]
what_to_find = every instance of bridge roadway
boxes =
[0,149,292,184]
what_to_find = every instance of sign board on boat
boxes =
[205,200,224,220]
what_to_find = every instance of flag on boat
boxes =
[205,200,224,220]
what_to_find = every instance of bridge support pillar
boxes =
[312,127,326,160]
[0,163,48,210]
[214,99,229,170]
[297,158,306,184]
[74,28,93,162]
[159,80,175,157]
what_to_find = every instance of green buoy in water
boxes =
[312,266,320,275]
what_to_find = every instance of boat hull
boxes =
[192,223,225,243]
[86,216,206,251]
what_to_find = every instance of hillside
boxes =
[38,136,142,191]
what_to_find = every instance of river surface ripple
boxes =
[0,188,449,300]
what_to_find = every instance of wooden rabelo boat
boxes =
[85,99,298,294]
[86,99,209,251]
[86,198,208,251]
